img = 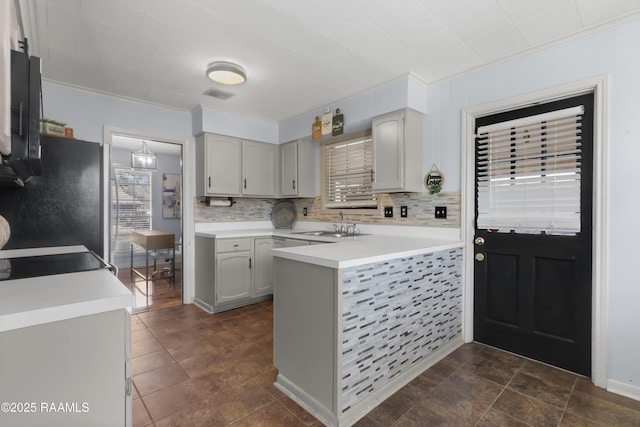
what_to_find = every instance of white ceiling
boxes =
[20,0,640,123]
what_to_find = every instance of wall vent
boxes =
[203,88,235,100]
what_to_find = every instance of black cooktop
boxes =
[0,251,107,281]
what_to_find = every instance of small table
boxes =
[130,230,175,295]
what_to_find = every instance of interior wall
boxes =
[426,18,640,392]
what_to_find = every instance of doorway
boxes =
[472,94,594,375]
[108,133,184,312]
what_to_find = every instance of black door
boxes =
[473,94,593,376]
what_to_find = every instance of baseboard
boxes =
[607,378,640,401]
[275,374,337,427]
[193,297,213,313]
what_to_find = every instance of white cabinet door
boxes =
[216,252,252,304]
[205,134,242,196]
[253,238,273,296]
[242,140,276,196]
[372,109,424,193]
[372,110,404,192]
[280,141,298,196]
[279,140,316,198]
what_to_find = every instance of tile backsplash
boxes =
[194,192,460,228]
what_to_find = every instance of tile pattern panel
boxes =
[193,191,461,227]
[341,247,463,412]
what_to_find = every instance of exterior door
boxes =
[473,93,594,376]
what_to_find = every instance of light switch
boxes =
[384,206,393,218]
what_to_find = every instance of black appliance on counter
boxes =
[1,40,42,186]
[0,135,104,256]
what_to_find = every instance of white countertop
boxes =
[0,246,132,333]
[195,222,464,269]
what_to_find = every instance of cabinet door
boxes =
[253,238,273,296]
[372,110,404,192]
[242,140,276,196]
[280,141,298,196]
[216,252,252,304]
[206,134,242,196]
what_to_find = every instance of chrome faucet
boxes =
[334,211,345,233]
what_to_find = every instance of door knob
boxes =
[474,236,485,245]
[475,253,485,262]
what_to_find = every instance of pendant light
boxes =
[131,140,157,169]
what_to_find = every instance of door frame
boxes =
[460,75,609,387]
[103,126,193,305]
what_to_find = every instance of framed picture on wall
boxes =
[162,173,181,219]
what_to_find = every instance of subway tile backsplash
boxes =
[194,192,460,227]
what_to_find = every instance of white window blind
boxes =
[476,106,584,233]
[323,133,377,209]
[111,168,152,254]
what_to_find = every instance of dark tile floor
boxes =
[131,302,640,426]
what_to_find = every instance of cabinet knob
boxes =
[292,179,296,190]
[208,176,211,188]
[244,178,247,189]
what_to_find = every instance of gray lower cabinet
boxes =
[194,236,274,313]
[216,250,252,304]
[0,309,131,427]
[253,237,274,297]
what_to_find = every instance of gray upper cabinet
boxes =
[371,108,424,193]
[196,133,277,197]
[242,140,277,197]
[280,140,316,198]
[196,133,242,196]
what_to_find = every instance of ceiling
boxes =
[20,0,640,123]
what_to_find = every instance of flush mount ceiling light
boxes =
[131,140,157,170]
[206,61,247,85]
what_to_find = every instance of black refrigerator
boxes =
[0,135,104,256]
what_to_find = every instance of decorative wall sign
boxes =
[424,165,444,194]
[312,116,322,142]
[162,173,181,219]
[332,108,344,136]
[321,108,332,135]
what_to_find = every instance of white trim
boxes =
[607,379,640,401]
[103,126,193,305]
[460,75,609,387]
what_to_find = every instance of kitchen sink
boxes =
[292,230,366,238]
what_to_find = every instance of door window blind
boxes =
[322,134,377,209]
[476,106,584,233]
[111,168,152,254]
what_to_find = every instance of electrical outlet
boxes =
[384,206,393,218]
[303,207,308,216]
[400,205,408,218]
[435,206,447,219]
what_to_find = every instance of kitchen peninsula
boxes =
[273,231,463,427]
[195,222,464,427]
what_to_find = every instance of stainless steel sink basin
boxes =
[292,230,365,238]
